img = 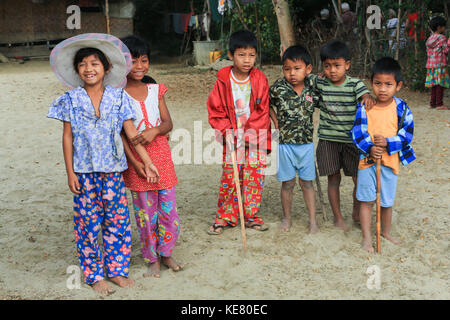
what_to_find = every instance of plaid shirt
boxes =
[350,97,416,166]
[426,33,450,68]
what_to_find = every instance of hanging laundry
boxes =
[209,0,221,22]
[218,0,233,15]
[181,12,194,33]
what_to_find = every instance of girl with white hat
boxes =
[47,33,159,295]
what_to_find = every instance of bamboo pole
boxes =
[231,150,247,253]
[376,158,381,254]
[105,0,110,34]
[395,0,402,60]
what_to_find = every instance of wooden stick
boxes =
[376,158,381,254]
[230,149,247,253]
[314,166,327,221]
[105,0,111,34]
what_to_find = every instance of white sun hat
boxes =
[50,33,132,89]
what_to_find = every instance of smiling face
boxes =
[371,73,402,105]
[282,58,312,88]
[228,47,257,79]
[76,54,108,87]
[322,58,350,85]
[128,54,149,81]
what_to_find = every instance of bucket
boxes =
[209,50,223,64]
[193,41,224,65]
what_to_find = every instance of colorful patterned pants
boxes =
[131,187,180,263]
[215,148,266,226]
[73,172,131,285]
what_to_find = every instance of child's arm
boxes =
[130,96,173,146]
[268,86,279,129]
[207,80,233,143]
[62,122,81,194]
[121,132,147,179]
[269,107,278,129]
[123,120,160,183]
[350,104,374,155]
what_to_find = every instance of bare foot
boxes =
[279,217,292,232]
[109,276,134,288]
[143,260,161,278]
[361,239,374,253]
[308,222,319,234]
[382,232,402,245]
[161,256,184,272]
[334,218,350,232]
[91,279,115,295]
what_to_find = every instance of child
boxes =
[351,57,415,252]
[313,40,375,231]
[47,33,159,294]
[120,35,183,277]
[269,45,320,234]
[425,16,450,110]
[207,30,271,234]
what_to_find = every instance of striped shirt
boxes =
[312,74,369,143]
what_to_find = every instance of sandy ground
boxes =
[0,60,449,300]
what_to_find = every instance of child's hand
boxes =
[68,172,81,194]
[225,132,234,153]
[131,127,159,146]
[144,162,160,183]
[369,145,384,159]
[362,94,376,110]
[373,134,387,147]
[132,160,147,179]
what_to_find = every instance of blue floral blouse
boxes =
[47,85,135,173]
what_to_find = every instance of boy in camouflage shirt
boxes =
[269,45,320,234]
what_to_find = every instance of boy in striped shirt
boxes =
[313,40,375,231]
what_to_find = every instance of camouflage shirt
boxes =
[269,76,320,145]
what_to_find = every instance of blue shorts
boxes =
[277,144,316,182]
[356,164,398,207]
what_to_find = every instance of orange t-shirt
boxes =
[358,100,400,174]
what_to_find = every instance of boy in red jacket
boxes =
[207,30,271,235]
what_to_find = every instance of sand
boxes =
[0,60,448,300]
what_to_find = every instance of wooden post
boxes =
[206,0,211,41]
[395,0,402,60]
[272,0,296,54]
[254,1,262,67]
[105,0,111,34]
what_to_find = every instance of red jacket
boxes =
[207,66,272,154]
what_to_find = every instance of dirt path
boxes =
[0,60,448,299]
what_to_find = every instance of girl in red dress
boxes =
[120,35,183,278]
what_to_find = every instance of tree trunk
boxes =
[395,0,402,60]
[272,0,296,53]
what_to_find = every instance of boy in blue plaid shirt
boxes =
[350,57,415,252]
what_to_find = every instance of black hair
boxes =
[228,30,258,55]
[282,45,311,66]
[429,16,446,32]
[141,75,157,84]
[121,35,150,58]
[73,47,110,73]
[319,40,350,61]
[371,57,403,83]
